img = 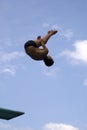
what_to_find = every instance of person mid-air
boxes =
[24,30,58,67]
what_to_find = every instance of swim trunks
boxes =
[24,40,37,49]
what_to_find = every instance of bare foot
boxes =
[48,30,58,36]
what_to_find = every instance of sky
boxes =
[0,0,87,130]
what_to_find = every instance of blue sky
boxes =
[0,0,87,130]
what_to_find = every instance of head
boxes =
[43,56,54,67]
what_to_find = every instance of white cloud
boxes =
[41,63,59,77]
[0,50,24,76]
[43,123,79,130]
[42,23,73,40]
[43,67,59,77]
[0,65,16,76]
[0,122,11,129]
[60,29,73,40]
[60,40,87,64]
[43,23,50,28]
[0,122,32,130]
[83,78,87,87]
[56,25,73,40]
[0,122,80,130]
[0,51,24,63]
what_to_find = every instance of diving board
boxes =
[0,108,24,120]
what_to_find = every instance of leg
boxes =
[34,30,58,47]
[42,30,58,44]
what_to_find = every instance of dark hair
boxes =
[43,56,54,67]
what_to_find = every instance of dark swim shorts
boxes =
[24,40,37,49]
